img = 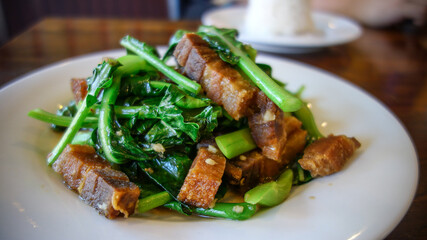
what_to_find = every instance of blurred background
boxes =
[0,0,425,46]
[0,0,246,46]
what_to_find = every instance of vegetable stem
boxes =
[71,131,94,146]
[294,101,324,142]
[98,76,123,163]
[28,108,98,128]
[238,57,302,112]
[137,191,172,213]
[164,201,257,220]
[244,169,293,207]
[120,36,202,94]
[215,128,257,159]
[192,203,257,220]
[47,105,92,165]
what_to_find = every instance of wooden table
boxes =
[0,18,425,239]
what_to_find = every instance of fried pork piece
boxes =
[173,33,258,120]
[248,91,287,161]
[79,168,140,218]
[52,144,110,189]
[225,150,282,192]
[280,116,308,166]
[52,144,140,219]
[178,146,226,208]
[298,135,361,177]
[71,78,88,103]
[248,91,308,162]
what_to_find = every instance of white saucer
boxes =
[202,6,362,53]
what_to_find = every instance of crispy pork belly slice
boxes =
[225,150,282,192]
[298,135,361,177]
[202,59,258,120]
[184,47,218,82]
[174,32,209,67]
[71,78,88,103]
[52,144,140,219]
[178,146,226,208]
[248,91,286,161]
[280,116,308,165]
[174,33,257,120]
[52,144,111,189]
[79,168,140,219]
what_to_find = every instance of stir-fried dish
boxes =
[28,26,361,220]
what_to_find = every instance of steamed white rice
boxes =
[245,0,315,36]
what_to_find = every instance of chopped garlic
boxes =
[239,155,247,161]
[240,178,246,185]
[151,143,165,153]
[98,202,108,211]
[144,168,154,174]
[232,205,244,213]
[208,145,218,153]
[263,110,276,122]
[205,158,217,165]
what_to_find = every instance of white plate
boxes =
[0,49,418,240]
[202,6,362,53]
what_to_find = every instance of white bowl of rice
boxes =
[244,0,316,36]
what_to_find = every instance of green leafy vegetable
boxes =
[187,105,223,138]
[137,153,193,198]
[119,161,164,197]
